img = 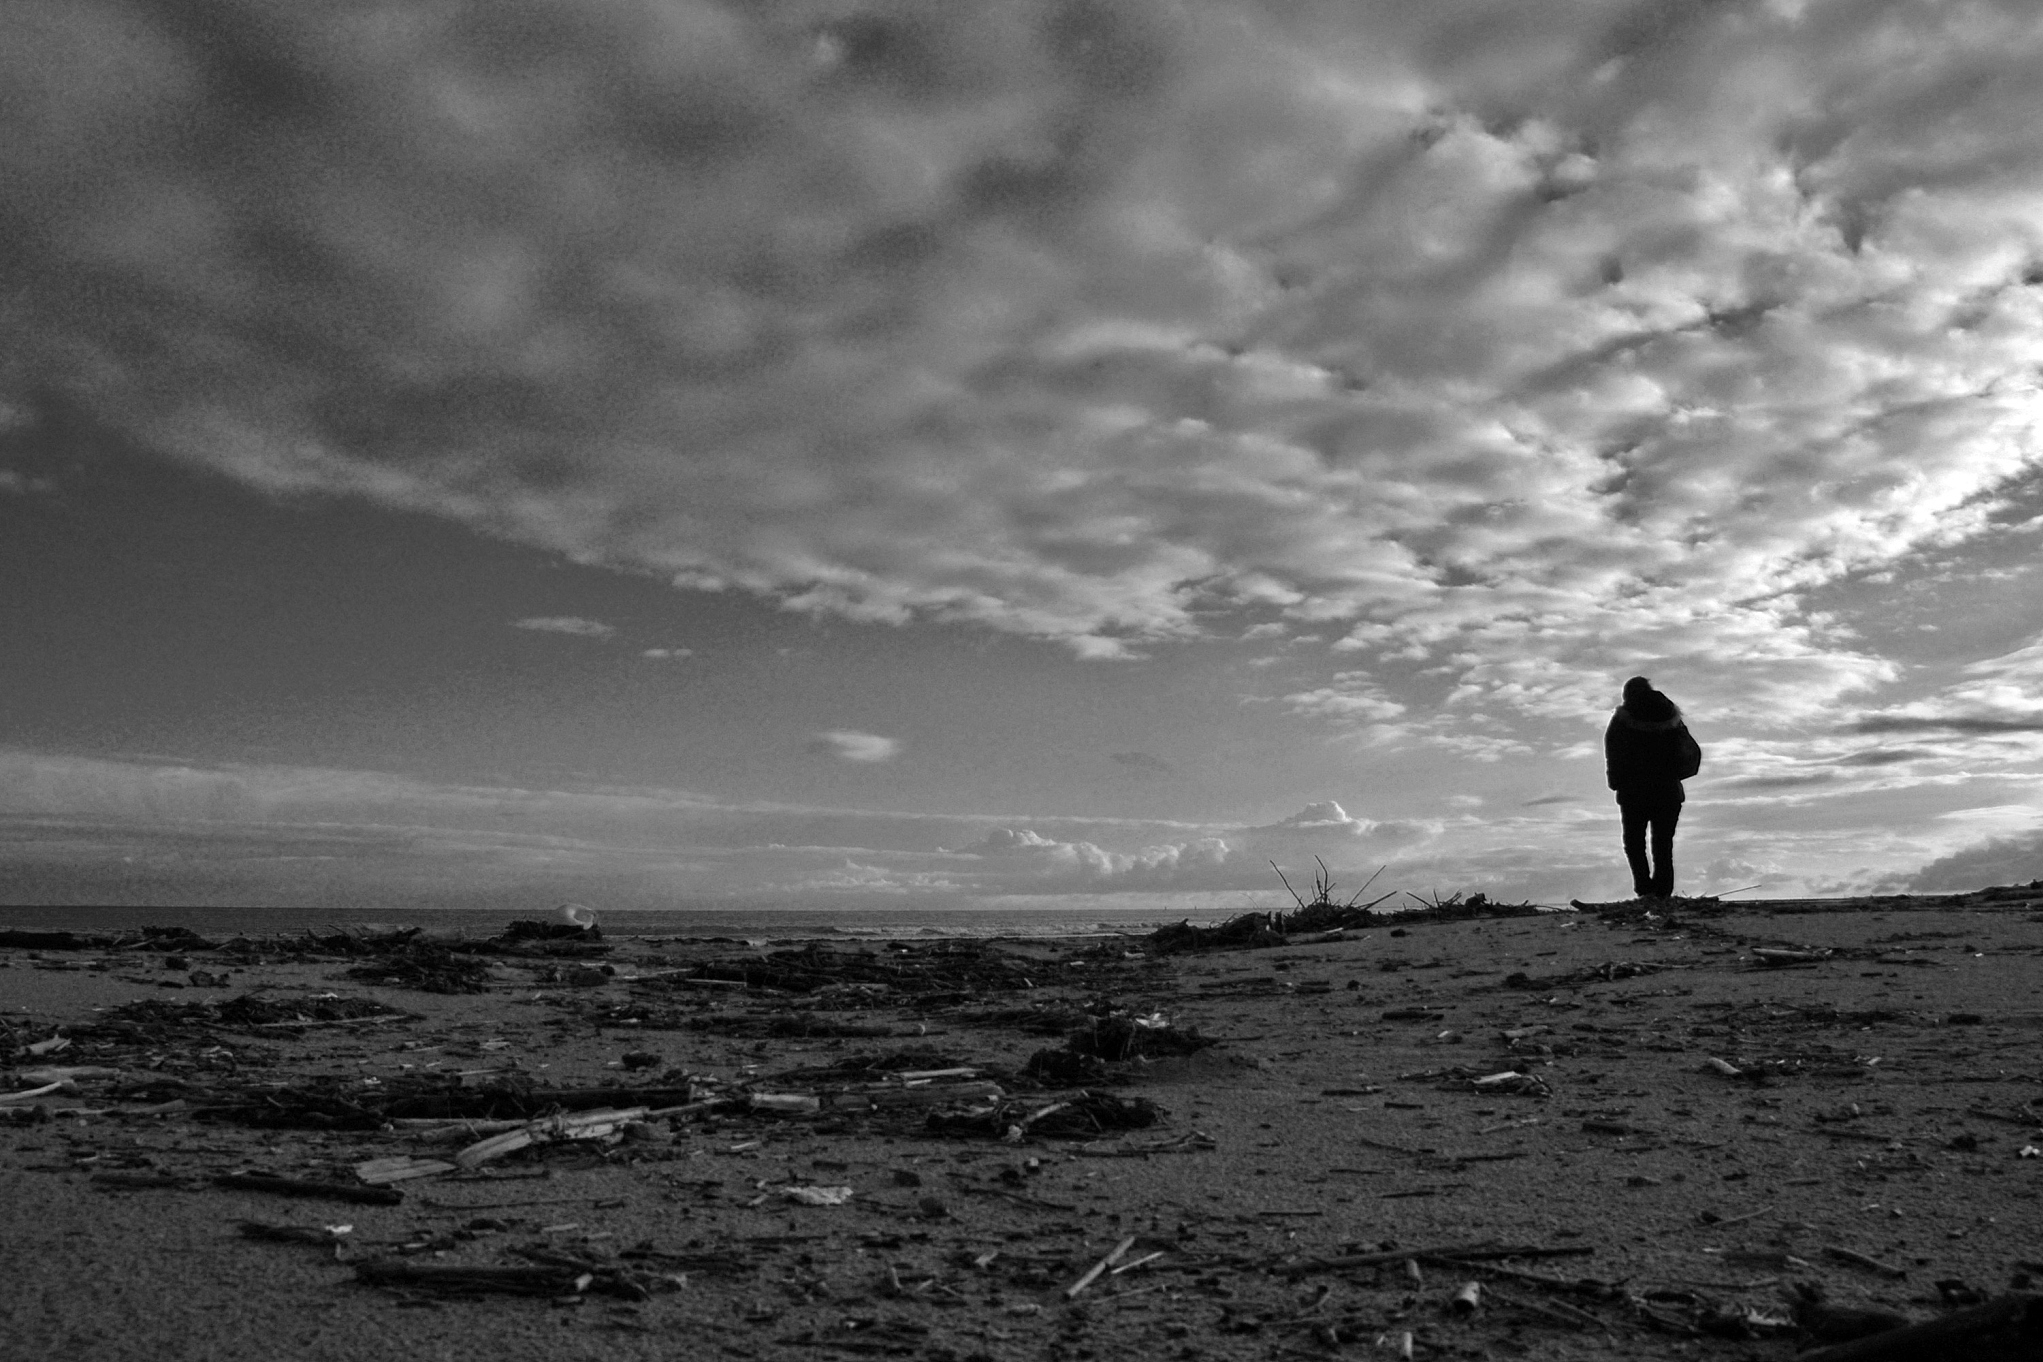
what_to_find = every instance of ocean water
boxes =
[0,902,1245,942]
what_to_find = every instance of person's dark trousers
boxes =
[1620,796,1681,898]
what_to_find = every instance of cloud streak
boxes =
[513,616,616,638]
[6,0,2043,717]
[805,730,902,763]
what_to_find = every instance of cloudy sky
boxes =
[6,0,2043,917]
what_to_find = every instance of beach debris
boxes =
[342,938,493,993]
[1065,1234,1139,1298]
[353,1155,460,1185]
[454,1106,648,1168]
[783,1185,854,1207]
[1145,914,1289,954]
[1752,946,1832,968]
[1021,1008,1212,1085]
[1451,1280,1483,1313]
[1065,1011,1211,1061]
[16,1065,122,1084]
[215,1171,404,1205]
[1286,1241,1596,1277]
[1469,1069,1550,1098]
[0,1079,80,1106]
[1024,1049,1108,1087]
[631,939,1052,1001]
[927,1090,1161,1141]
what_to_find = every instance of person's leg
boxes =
[1649,802,1682,898]
[1620,802,1652,897]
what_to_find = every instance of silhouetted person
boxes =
[1605,676,1702,899]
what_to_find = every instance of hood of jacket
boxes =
[1611,705,1685,734]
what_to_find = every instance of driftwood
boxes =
[1754,947,1832,967]
[353,1155,460,1185]
[454,1106,647,1168]
[1795,1294,2041,1362]
[0,1079,80,1105]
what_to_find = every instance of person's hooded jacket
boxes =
[1604,686,1701,804]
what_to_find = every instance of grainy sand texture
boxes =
[3,891,2041,1362]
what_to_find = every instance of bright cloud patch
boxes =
[806,730,902,763]
[7,1,2043,717]
[512,616,616,638]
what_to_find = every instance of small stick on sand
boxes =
[1065,1235,1138,1298]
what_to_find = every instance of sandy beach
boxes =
[4,891,2041,1362]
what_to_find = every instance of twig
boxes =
[1288,1242,1591,1275]
[1351,864,1388,905]
[1271,862,1306,910]
[1420,1256,1613,1296]
[1483,1285,1612,1334]
[1066,1235,1139,1298]
[1709,1205,1772,1228]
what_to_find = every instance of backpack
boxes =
[1673,727,1702,781]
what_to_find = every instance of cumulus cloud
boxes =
[806,729,901,763]
[8,0,2043,713]
[957,825,1229,887]
[512,616,615,638]
[1905,826,2043,892]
